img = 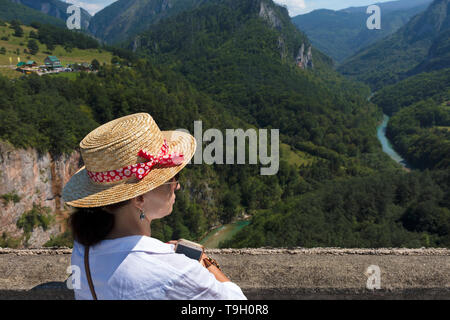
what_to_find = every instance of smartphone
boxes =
[175,239,204,261]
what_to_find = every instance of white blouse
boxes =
[70,235,247,300]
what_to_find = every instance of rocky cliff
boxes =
[259,0,283,30]
[257,1,314,69]
[0,140,81,248]
[296,42,314,69]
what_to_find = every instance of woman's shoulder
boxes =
[72,235,174,256]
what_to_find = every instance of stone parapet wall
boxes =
[0,248,449,300]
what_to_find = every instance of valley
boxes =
[0,0,448,249]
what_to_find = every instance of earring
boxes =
[139,209,146,221]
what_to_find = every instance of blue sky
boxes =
[65,0,395,16]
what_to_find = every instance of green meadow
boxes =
[0,23,112,78]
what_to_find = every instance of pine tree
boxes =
[91,59,100,71]
[27,39,39,55]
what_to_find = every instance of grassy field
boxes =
[280,142,316,167]
[49,71,81,80]
[0,66,21,79]
[0,23,113,78]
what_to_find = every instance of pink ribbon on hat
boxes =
[87,139,184,183]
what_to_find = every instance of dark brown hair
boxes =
[69,200,130,247]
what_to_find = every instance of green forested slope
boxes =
[371,69,450,171]
[133,0,377,160]
[222,169,450,248]
[387,99,450,170]
[372,68,450,115]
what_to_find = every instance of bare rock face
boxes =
[257,1,313,69]
[0,141,81,247]
[296,43,314,69]
[26,225,61,248]
[259,1,282,30]
[132,35,141,53]
[161,0,173,11]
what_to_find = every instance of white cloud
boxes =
[273,0,307,16]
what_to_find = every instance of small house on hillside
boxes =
[25,60,37,67]
[44,56,62,69]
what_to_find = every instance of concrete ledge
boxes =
[1,248,449,300]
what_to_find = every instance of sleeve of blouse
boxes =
[163,255,247,300]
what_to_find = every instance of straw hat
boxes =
[62,113,197,208]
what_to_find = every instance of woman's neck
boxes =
[105,208,152,239]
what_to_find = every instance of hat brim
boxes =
[62,130,197,208]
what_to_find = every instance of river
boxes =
[200,220,250,248]
[376,114,411,169]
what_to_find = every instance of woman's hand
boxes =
[200,252,230,282]
[166,240,178,252]
[168,240,229,282]
[200,252,209,267]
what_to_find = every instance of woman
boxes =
[62,113,247,300]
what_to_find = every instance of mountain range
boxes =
[292,0,433,64]
[338,0,450,90]
[131,0,346,135]
[88,0,210,44]
[9,0,91,29]
[0,0,66,27]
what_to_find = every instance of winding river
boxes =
[369,92,412,170]
[376,114,411,169]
